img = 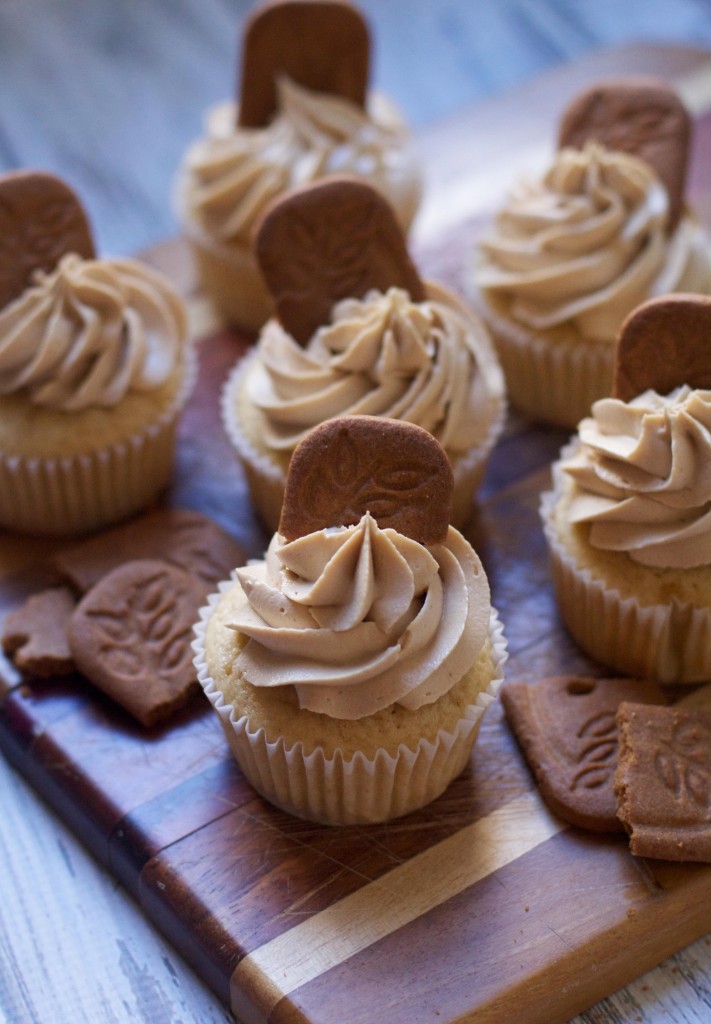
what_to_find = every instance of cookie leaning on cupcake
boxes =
[0,170,195,536]
[221,175,505,531]
[541,292,711,683]
[174,0,422,334]
[194,415,507,825]
[471,77,711,429]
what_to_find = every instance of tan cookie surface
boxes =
[68,559,206,727]
[558,76,690,232]
[54,508,244,594]
[238,0,370,128]
[613,293,711,401]
[501,675,667,832]
[2,587,76,677]
[278,415,453,544]
[255,176,424,345]
[615,701,711,862]
[0,170,95,309]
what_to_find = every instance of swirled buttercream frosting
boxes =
[226,512,491,719]
[561,386,711,568]
[178,76,418,243]
[246,283,504,454]
[0,253,186,412]
[476,141,711,341]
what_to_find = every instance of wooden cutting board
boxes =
[2,43,711,1024]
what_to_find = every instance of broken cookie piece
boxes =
[2,586,76,677]
[68,559,206,727]
[502,675,667,832]
[614,701,711,862]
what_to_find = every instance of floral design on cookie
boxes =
[255,176,424,344]
[558,77,690,231]
[278,415,453,544]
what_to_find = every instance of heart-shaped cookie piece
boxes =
[255,176,425,344]
[613,293,711,402]
[278,415,453,544]
[238,0,370,128]
[0,170,95,310]
[558,77,690,232]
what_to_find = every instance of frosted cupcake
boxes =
[0,170,194,536]
[222,176,505,531]
[471,77,711,428]
[541,293,711,683]
[174,0,422,334]
[193,416,507,825]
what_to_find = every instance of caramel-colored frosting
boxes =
[247,283,504,454]
[476,141,711,341]
[226,513,491,719]
[178,76,419,243]
[561,386,711,568]
[0,254,187,412]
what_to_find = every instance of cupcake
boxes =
[174,0,422,334]
[541,293,711,683]
[222,176,505,531]
[471,77,711,428]
[0,170,195,536]
[193,416,507,825]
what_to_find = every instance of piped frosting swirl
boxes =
[227,513,491,719]
[246,283,504,454]
[178,76,419,243]
[561,385,711,568]
[0,253,186,412]
[475,141,711,341]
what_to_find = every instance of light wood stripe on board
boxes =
[231,790,566,1020]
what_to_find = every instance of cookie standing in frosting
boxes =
[180,77,419,250]
[223,176,505,532]
[470,77,711,429]
[0,169,194,536]
[174,0,422,333]
[475,142,710,342]
[195,416,507,824]
[541,293,711,683]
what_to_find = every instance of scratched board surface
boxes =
[2,45,711,1024]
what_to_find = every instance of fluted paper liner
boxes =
[0,346,198,537]
[470,286,613,429]
[221,345,507,534]
[541,466,711,683]
[193,582,508,825]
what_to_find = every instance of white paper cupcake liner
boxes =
[540,480,711,684]
[193,583,507,825]
[470,287,613,429]
[0,346,198,537]
[221,346,507,534]
[220,352,287,531]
